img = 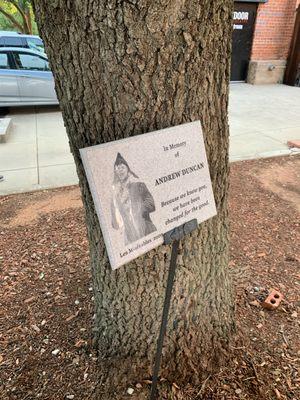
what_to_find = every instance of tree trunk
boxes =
[34,0,234,390]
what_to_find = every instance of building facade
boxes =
[232,0,299,84]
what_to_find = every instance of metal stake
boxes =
[149,219,198,399]
[150,239,179,400]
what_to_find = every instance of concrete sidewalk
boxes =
[0,107,77,195]
[229,84,300,161]
[0,83,299,195]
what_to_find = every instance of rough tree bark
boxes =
[34,0,234,390]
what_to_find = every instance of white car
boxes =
[0,47,58,107]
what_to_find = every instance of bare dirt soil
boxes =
[0,155,299,400]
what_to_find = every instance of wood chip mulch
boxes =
[0,155,299,399]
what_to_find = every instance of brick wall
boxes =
[251,0,299,60]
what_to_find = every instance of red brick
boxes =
[262,289,283,310]
[287,140,300,148]
[251,0,298,61]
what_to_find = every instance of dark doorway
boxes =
[231,2,258,81]
[284,6,300,87]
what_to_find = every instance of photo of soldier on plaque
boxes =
[111,153,157,246]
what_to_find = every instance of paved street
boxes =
[0,83,300,195]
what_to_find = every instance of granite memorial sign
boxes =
[80,120,217,270]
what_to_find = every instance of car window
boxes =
[4,36,24,47]
[27,37,45,53]
[27,42,44,53]
[13,52,50,71]
[0,52,9,69]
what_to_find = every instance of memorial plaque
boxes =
[80,121,217,270]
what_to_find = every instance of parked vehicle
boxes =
[0,47,58,107]
[0,32,45,54]
[0,31,18,35]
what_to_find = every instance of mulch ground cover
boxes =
[0,155,299,399]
